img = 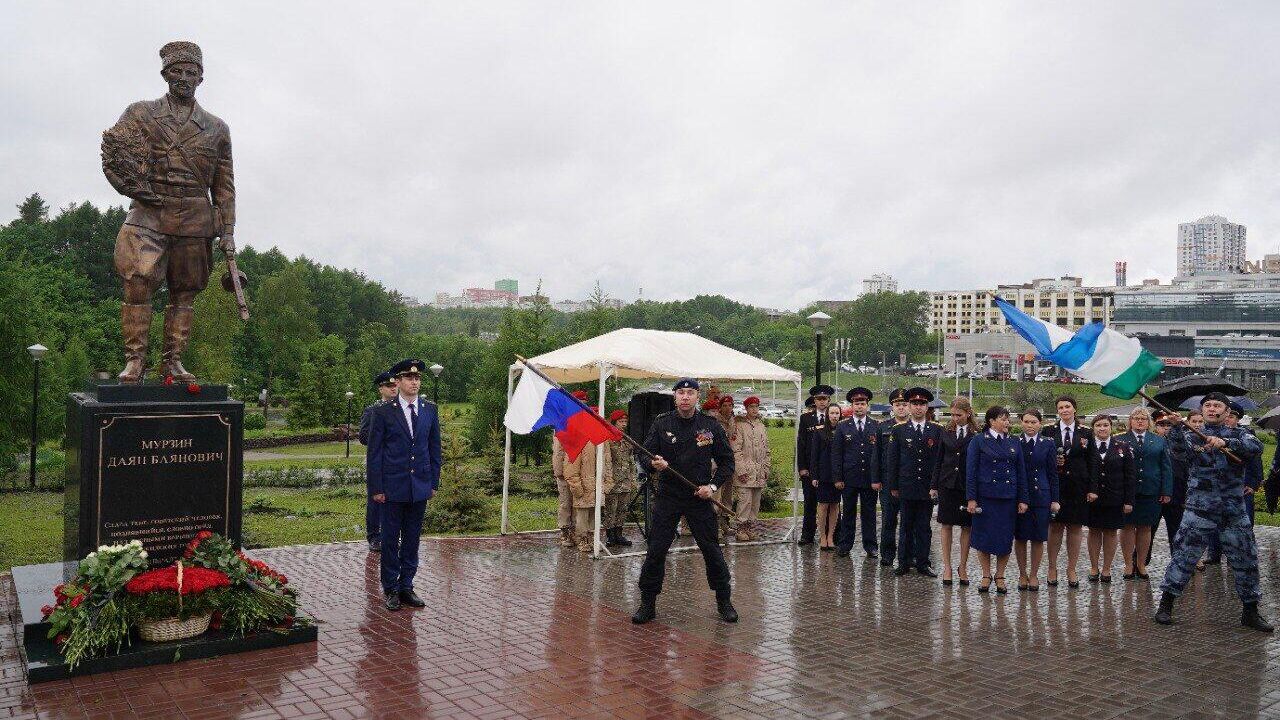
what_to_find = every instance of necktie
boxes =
[1099,441,1107,456]
[1064,427,1072,447]
[957,427,964,440]
[1136,434,1144,454]
[408,400,418,439]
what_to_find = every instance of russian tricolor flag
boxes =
[503,371,623,462]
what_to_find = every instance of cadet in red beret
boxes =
[731,396,771,541]
[604,409,637,547]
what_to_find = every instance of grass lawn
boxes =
[253,441,366,458]
[1,428,1270,573]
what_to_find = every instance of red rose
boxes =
[70,594,84,608]
[163,375,175,386]
[209,611,223,630]
[280,615,294,627]
[53,584,65,599]
[186,382,201,394]
[54,633,68,645]
[41,604,53,618]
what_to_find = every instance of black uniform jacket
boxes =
[1088,440,1137,508]
[643,411,735,501]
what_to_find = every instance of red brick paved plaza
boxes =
[4,527,1280,719]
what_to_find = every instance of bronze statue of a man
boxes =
[102,41,234,383]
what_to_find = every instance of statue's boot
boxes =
[118,303,152,383]
[161,305,197,382]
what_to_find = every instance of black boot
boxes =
[603,528,618,547]
[1242,602,1275,633]
[632,594,657,624]
[1153,591,1175,625]
[716,590,738,623]
[614,527,633,547]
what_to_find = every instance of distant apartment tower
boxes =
[1115,261,1127,287]
[862,273,898,295]
[1178,215,1246,276]
[495,278,518,294]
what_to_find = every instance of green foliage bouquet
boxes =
[184,531,302,634]
[42,540,149,669]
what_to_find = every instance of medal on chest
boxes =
[695,430,714,447]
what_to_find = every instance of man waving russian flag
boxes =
[503,369,622,462]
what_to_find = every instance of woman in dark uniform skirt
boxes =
[1085,415,1136,584]
[811,405,843,550]
[965,406,1029,595]
[932,397,978,587]
[1014,410,1059,591]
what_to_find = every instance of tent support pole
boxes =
[500,368,516,535]
[783,380,801,541]
[593,363,613,559]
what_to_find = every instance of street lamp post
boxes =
[807,312,831,386]
[27,344,47,489]
[430,363,444,406]
[344,390,355,458]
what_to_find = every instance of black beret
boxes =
[390,359,425,377]
[373,371,394,387]
[809,384,835,398]
[1201,391,1232,407]
[672,377,700,391]
[846,387,873,402]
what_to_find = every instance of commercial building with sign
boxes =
[929,276,1115,336]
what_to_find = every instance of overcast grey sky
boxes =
[3,2,1278,309]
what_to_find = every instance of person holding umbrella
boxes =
[1156,393,1271,632]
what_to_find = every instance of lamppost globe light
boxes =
[806,311,831,334]
[27,344,48,360]
[429,363,444,378]
[344,390,355,399]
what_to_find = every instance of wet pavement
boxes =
[4,523,1280,719]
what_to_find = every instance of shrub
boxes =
[244,413,266,431]
[422,431,490,533]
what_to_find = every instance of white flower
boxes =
[139,551,148,559]
[130,540,142,547]
[98,545,108,552]
[86,552,97,560]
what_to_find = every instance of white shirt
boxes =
[1060,422,1074,445]
[399,394,420,436]
[988,429,1004,440]
[854,417,866,433]
[913,421,926,434]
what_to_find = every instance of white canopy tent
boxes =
[500,328,803,559]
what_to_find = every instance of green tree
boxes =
[253,265,319,395]
[186,272,243,384]
[288,334,356,428]
[16,193,48,224]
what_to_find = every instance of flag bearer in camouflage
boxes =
[604,410,638,547]
[1155,392,1272,632]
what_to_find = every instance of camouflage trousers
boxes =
[603,490,632,529]
[1161,502,1260,603]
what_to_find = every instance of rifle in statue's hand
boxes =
[220,245,250,321]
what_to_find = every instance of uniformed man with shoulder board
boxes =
[359,370,398,552]
[884,387,942,577]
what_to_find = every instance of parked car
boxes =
[737,386,755,393]
[1033,374,1053,382]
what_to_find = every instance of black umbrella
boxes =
[928,398,948,409]
[1257,406,1280,433]
[1259,393,1280,412]
[1178,395,1259,412]
[1152,374,1248,409]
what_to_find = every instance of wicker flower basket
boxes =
[137,613,211,642]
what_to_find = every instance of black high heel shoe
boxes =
[978,576,992,593]
[995,577,1008,595]
[1088,572,1100,583]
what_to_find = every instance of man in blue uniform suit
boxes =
[877,388,909,566]
[367,359,442,611]
[359,371,398,553]
[833,387,880,559]
[1156,393,1271,631]
[885,387,942,577]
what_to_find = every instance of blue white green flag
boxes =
[993,296,1163,399]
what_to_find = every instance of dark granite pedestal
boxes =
[65,382,243,566]
[10,382,315,684]
[12,561,317,684]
